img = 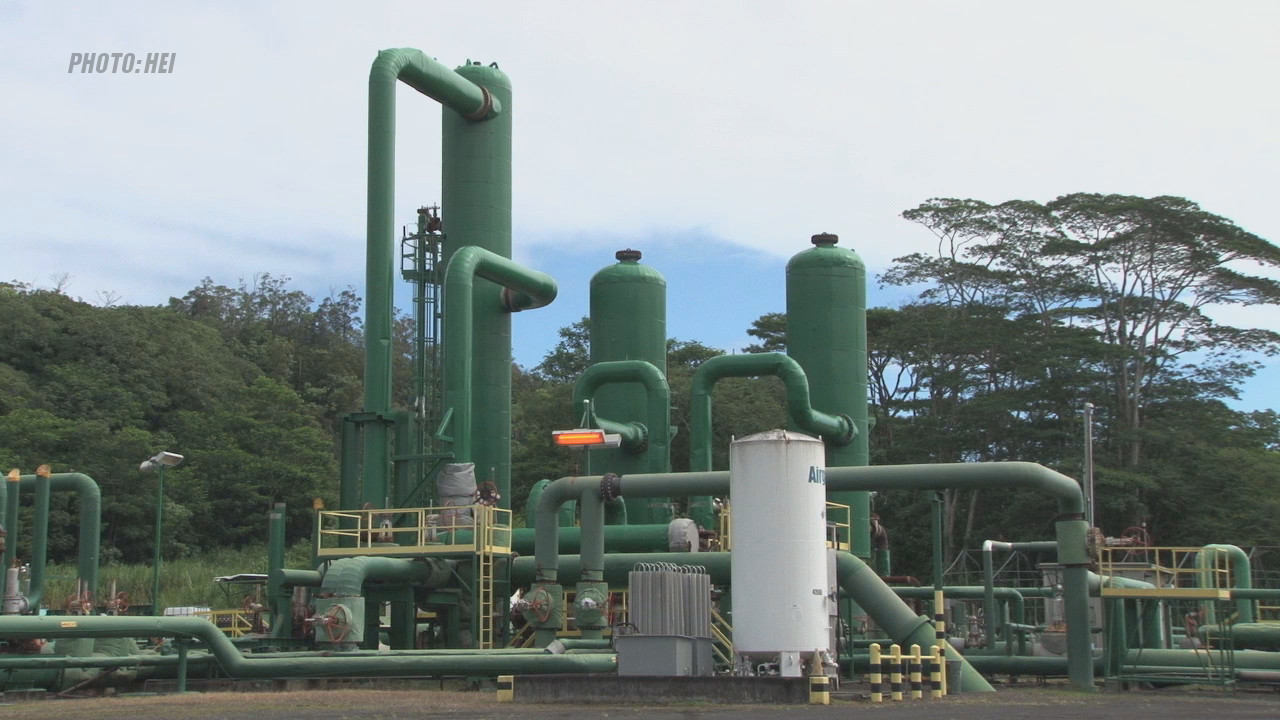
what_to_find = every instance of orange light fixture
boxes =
[553,430,608,446]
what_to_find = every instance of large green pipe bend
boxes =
[687,353,853,529]
[443,246,557,466]
[572,361,669,455]
[362,49,505,509]
[14,473,101,608]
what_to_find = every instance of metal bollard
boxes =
[809,675,830,705]
[890,643,903,701]
[870,642,883,703]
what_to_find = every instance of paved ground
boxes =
[2,685,1278,720]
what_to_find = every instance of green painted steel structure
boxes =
[687,352,853,529]
[587,250,671,524]
[785,233,869,557]
[442,245,557,504]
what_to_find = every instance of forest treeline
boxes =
[2,193,1278,575]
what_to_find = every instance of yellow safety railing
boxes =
[718,503,732,552]
[1096,546,1233,600]
[714,501,850,552]
[711,606,734,666]
[826,502,852,552]
[316,504,512,557]
[195,609,258,637]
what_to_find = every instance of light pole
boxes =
[140,451,184,615]
[1082,403,1095,528]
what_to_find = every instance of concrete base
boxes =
[509,674,812,704]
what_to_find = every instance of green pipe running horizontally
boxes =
[1201,623,1280,651]
[687,353,853,529]
[443,245,557,505]
[1198,544,1254,624]
[821,462,1094,692]
[15,473,101,607]
[438,524,673,556]
[363,48,503,511]
[0,616,616,678]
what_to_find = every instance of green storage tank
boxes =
[440,62,515,507]
[786,233,870,558]
[588,249,672,524]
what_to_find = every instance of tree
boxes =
[897,195,1280,467]
[743,312,787,353]
[534,317,591,383]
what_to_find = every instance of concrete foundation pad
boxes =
[509,674,812,704]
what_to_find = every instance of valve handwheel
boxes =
[318,603,352,643]
[113,591,130,614]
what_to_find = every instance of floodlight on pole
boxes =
[141,450,183,615]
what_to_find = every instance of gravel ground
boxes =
[2,685,1279,720]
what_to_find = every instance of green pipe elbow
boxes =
[17,473,100,606]
[443,246,557,465]
[573,361,669,455]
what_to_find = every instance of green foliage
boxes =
[0,279,345,563]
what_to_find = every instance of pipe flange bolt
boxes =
[600,473,622,502]
[834,413,857,446]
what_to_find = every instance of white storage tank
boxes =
[729,429,830,673]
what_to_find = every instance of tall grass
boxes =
[42,541,312,611]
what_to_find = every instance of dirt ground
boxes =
[2,685,1278,720]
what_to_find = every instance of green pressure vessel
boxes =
[441,62,515,507]
[786,233,870,558]
[588,249,672,523]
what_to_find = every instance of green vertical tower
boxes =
[589,249,672,523]
[786,233,870,558]
[440,62,515,507]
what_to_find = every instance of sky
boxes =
[1,1,1278,411]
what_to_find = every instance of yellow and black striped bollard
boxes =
[496,674,513,702]
[809,674,830,705]
[909,644,923,699]
[869,642,883,703]
[930,645,944,699]
[889,643,903,701]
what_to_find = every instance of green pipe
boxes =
[1199,544,1254,623]
[362,48,502,512]
[0,616,616,678]
[533,477,605,584]
[443,245,557,506]
[267,503,286,635]
[1087,571,1162,649]
[3,473,17,574]
[687,353,852,529]
[834,552,994,692]
[982,540,1057,651]
[822,462,1094,691]
[573,361,671,478]
[25,472,51,608]
[320,556,450,597]
[1124,648,1280,671]
[848,654,1104,676]
[526,480,575,529]
[510,549,993,692]
[17,473,100,605]
[274,568,322,588]
[1202,623,1280,651]
[1229,589,1280,600]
